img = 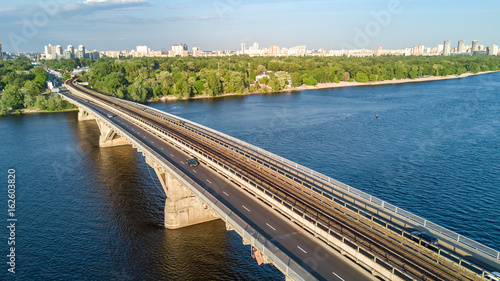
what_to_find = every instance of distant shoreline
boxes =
[153,70,499,102]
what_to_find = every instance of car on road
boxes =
[84,99,89,103]
[107,114,114,118]
[486,272,500,281]
[411,231,438,246]
[186,158,199,167]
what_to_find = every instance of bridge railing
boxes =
[64,93,316,281]
[121,98,500,262]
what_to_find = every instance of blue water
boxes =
[0,72,498,280]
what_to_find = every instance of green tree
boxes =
[355,72,369,83]
[1,85,24,109]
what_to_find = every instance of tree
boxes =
[355,72,369,83]
[33,96,47,110]
[63,73,71,81]
[303,76,317,86]
[1,85,24,109]
[206,72,222,96]
[369,74,377,82]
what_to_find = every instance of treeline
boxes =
[0,57,75,116]
[55,55,500,103]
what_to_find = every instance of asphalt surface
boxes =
[62,88,376,281]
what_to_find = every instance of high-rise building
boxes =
[268,45,281,56]
[172,44,188,56]
[136,45,149,56]
[457,40,465,53]
[443,40,451,56]
[67,45,74,55]
[490,44,499,56]
[55,45,63,57]
[437,44,444,53]
[472,40,479,53]
[77,45,86,59]
[240,42,246,53]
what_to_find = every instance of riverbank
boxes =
[153,70,499,102]
[1,108,78,117]
[285,70,499,92]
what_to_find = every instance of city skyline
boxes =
[0,0,499,53]
[37,38,498,60]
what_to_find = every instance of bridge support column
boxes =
[95,119,130,148]
[77,107,95,121]
[146,156,219,229]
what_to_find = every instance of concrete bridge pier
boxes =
[95,119,129,147]
[77,107,129,148]
[147,156,219,229]
[77,107,95,121]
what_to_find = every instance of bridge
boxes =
[60,78,500,281]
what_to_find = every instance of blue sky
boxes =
[1,0,499,53]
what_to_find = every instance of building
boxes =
[457,40,465,53]
[77,45,86,59]
[287,45,306,56]
[472,40,479,52]
[136,45,150,56]
[437,44,444,54]
[105,50,120,58]
[268,45,281,56]
[489,44,498,56]
[240,42,246,53]
[44,44,57,59]
[443,40,451,56]
[172,44,188,56]
[192,47,202,57]
[55,45,63,57]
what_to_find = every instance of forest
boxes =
[0,57,75,116]
[42,55,500,103]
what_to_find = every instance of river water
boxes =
[1,72,499,280]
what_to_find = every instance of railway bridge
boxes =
[60,79,500,281]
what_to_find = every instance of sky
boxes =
[0,0,499,53]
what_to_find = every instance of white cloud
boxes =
[61,0,148,13]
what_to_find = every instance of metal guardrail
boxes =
[121,98,500,262]
[62,90,316,281]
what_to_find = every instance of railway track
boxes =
[66,79,474,281]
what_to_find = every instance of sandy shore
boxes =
[152,70,499,102]
[284,70,499,92]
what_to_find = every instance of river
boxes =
[1,72,499,280]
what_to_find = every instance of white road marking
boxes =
[266,223,276,231]
[223,191,229,196]
[332,271,345,281]
[181,161,185,164]
[170,154,174,157]
[192,170,197,173]
[242,205,250,212]
[206,179,212,184]
[161,147,164,150]
[297,246,307,254]
[151,141,154,144]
